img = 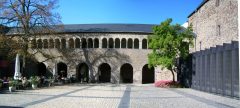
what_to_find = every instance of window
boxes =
[127,39,133,49]
[88,38,93,48]
[49,39,54,48]
[75,38,80,48]
[142,39,147,49]
[109,38,114,48]
[94,38,99,48]
[121,38,126,48]
[217,25,221,36]
[216,0,220,7]
[43,39,48,49]
[115,38,120,48]
[134,39,139,49]
[102,38,107,48]
[69,38,74,48]
[61,39,66,49]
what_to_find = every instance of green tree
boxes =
[148,19,194,82]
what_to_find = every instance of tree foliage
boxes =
[148,18,194,81]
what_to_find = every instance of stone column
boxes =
[99,38,102,48]
[66,39,69,49]
[140,40,142,49]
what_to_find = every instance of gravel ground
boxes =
[0,84,239,108]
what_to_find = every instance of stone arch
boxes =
[94,38,99,48]
[115,38,120,48]
[121,38,126,48]
[69,38,74,48]
[127,38,133,48]
[76,63,89,83]
[88,38,93,48]
[109,38,114,48]
[55,39,60,49]
[37,39,43,49]
[75,38,80,48]
[37,62,46,76]
[30,39,36,49]
[43,39,48,49]
[81,38,87,48]
[49,39,54,48]
[57,62,67,78]
[142,38,147,49]
[98,63,111,83]
[120,63,133,83]
[134,38,139,49]
[102,38,107,48]
[61,38,66,49]
[142,64,155,84]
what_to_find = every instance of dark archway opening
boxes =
[37,63,46,76]
[142,64,155,84]
[120,63,133,83]
[98,63,111,83]
[102,38,107,48]
[57,62,67,78]
[94,38,99,48]
[76,63,89,83]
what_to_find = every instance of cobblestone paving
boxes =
[0,84,239,108]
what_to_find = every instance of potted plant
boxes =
[8,78,18,92]
[30,76,39,89]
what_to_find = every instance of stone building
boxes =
[7,24,175,84]
[188,0,239,98]
[188,0,238,52]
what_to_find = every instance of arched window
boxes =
[49,39,54,48]
[37,39,42,49]
[142,39,147,49]
[94,38,99,48]
[43,39,48,49]
[81,38,87,48]
[109,38,114,48]
[102,38,107,48]
[61,38,66,49]
[127,38,133,48]
[68,38,74,48]
[88,38,93,48]
[115,38,120,48]
[134,39,139,49]
[30,39,36,49]
[121,38,126,48]
[75,38,80,48]
[55,39,60,49]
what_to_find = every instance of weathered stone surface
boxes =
[25,33,174,84]
[189,0,238,53]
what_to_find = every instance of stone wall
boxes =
[188,0,238,53]
[25,32,174,84]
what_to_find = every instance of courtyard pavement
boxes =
[0,84,239,108]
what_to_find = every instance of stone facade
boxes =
[24,32,175,84]
[188,0,238,53]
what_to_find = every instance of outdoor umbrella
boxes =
[14,54,21,80]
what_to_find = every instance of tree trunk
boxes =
[170,69,175,82]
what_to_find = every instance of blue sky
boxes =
[57,0,203,25]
